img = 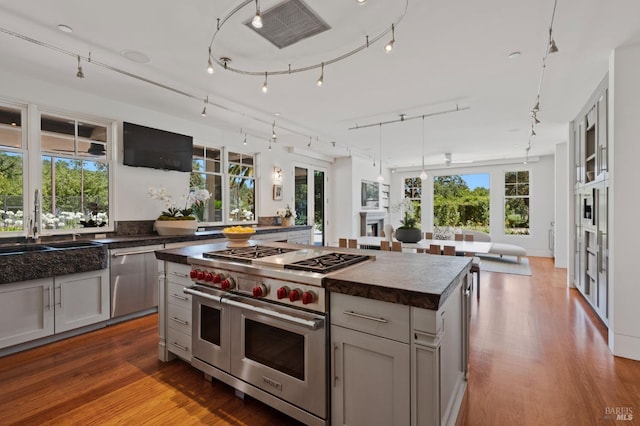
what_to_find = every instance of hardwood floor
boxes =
[1,257,638,425]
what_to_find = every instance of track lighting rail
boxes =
[348,104,470,131]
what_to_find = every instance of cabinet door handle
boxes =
[171,272,189,278]
[333,344,340,387]
[600,145,607,172]
[171,342,188,351]
[44,286,51,310]
[170,317,189,326]
[171,293,189,301]
[343,311,388,323]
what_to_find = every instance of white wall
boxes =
[0,69,331,224]
[554,142,568,268]
[609,43,640,359]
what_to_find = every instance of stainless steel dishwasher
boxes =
[110,245,163,318]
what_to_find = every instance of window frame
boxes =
[191,144,224,225]
[0,100,27,237]
[504,169,530,235]
[35,107,115,237]
[403,176,422,227]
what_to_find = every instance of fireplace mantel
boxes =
[359,211,386,237]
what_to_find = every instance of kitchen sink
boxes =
[0,244,53,254]
[44,241,102,249]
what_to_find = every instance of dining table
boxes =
[357,236,492,255]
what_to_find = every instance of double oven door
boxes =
[187,284,327,420]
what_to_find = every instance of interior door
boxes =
[294,165,328,246]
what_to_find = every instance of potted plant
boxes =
[276,204,297,227]
[148,187,199,235]
[393,198,422,243]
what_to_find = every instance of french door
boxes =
[294,165,328,246]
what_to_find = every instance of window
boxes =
[433,174,489,232]
[504,171,529,235]
[191,146,223,223]
[404,177,422,226]
[227,151,255,223]
[40,113,111,231]
[0,104,24,233]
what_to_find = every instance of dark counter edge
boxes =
[155,240,469,311]
[93,225,312,250]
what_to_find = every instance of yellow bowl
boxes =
[223,229,256,247]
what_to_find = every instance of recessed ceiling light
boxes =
[274,112,281,116]
[508,128,520,133]
[57,24,73,33]
[508,51,521,60]
[121,49,151,64]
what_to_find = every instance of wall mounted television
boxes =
[123,122,193,172]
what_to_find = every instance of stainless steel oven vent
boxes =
[245,0,331,49]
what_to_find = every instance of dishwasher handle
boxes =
[112,248,158,257]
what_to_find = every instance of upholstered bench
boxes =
[488,243,527,263]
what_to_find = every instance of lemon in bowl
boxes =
[222,226,256,247]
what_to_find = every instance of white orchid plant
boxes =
[148,186,200,220]
[276,204,296,219]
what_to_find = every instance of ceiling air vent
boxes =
[246,0,331,49]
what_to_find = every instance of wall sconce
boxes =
[273,167,282,183]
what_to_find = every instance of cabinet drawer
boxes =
[331,293,410,343]
[167,262,192,282]
[167,304,191,335]
[167,328,191,360]
[167,282,191,309]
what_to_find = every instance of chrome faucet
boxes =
[31,189,39,241]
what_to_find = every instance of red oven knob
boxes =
[190,269,198,280]
[213,273,224,284]
[196,270,205,281]
[302,291,315,305]
[253,284,268,298]
[204,272,213,282]
[289,289,301,302]
[276,286,290,300]
[220,277,235,290]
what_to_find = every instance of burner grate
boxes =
[285,252,370,274]
[203,246,297,262]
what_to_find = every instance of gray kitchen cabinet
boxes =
[331,274,468,426]
[164,262,193,361]
[331,293,410,426]
[0,269,109,351]
[0,278,54,349]
[54,269,110,333]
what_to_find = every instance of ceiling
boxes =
[1,0,639,169]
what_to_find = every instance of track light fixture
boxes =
[268,138,272,151]
[76,55,84,78]
[384,24,395,53]
[524,0,559,159]
[271,121,277,140]
[307,136,312,147]
[420,116,427,180]
[262,72,268,93]
[206,2,408,89]
[207,47,214,74]
[252,0,263,29]
[201,96,208,116]
[317,62,324,86]
[377,124,384,182]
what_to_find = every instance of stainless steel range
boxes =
[185,244,373,426]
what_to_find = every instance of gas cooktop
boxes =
[200,244,373,274]
[202,246,297,263]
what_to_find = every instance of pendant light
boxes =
[420,116,428,180]
[377,124,384,182]
[262,72,268,93]
[251,0,263,29]
[206,47,214,74]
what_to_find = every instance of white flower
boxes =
[276,205,296,219]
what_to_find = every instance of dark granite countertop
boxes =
[0,226,310,285]
[155,241,470,310]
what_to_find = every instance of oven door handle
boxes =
[183,286,223,304]
[223,298,324,330]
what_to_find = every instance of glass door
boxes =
[294,165,327,246]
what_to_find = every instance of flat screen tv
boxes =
[123,122,193,172]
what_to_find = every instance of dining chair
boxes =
[348,239,358,248]
[338,238,347,248]
[380,240,390,251]
[465,252,481,299]
[429,244,441,255]
[464,234,474,242]
[425,232,433,239]
[454,233,463,241]
[416,248,426,253]
[443,245,456,256]
[391,241,402,252]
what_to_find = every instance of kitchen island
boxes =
[156,241,471,426]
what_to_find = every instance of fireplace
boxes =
[359,211,386,237]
